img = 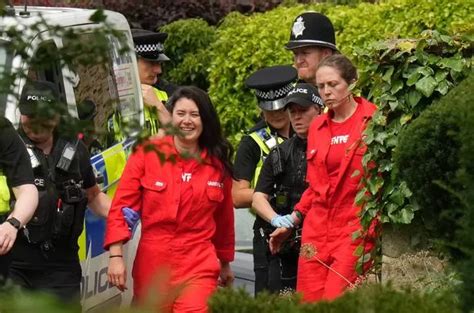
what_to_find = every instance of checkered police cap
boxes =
[131,29,170,62]
[245,65,298,111]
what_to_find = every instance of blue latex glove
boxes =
[122,207,140,233]
[271,214,294,228]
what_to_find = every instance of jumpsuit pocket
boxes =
[140,177,168,219]
[306,148,317,163]
[206,186,224,202]
[140,177,168,193]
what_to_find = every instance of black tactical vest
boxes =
[271,136,308,215]
[254,136,308,231]
[20,133,87,247]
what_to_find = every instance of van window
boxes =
[27,41,67,109]
[64,32,141,151]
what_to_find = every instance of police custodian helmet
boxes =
[245,65,298,111]
[285,12,337,51]
[131,29,170,62]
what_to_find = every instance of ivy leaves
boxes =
[356,30,472,232]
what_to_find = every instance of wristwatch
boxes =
[6,217,21,230]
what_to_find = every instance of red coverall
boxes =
[104,136,235,312]
[294,97,377,302]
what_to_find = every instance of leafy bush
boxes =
[209,284,459,313]
[354,30,472,233]
[393,72,473,245]
[195,0,471,143]
[451,73,474,311]
[160,18,216,89]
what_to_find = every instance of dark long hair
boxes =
[167,86,234,176]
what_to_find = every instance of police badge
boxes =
[292,16,305,38]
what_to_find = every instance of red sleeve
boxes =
[103,146,145,249]
[212,174,235,262]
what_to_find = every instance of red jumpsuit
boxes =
[294,97,377,302]
[104,136,235,312]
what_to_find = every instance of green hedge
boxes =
[457,73,474,311]
[0,283,460,312]
[161,0,473,143]
[160,18,216,90]
[394,72,473,244]
[209,284,458,313]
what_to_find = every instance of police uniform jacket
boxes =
[104,135,235,300]
[255,135,308,219]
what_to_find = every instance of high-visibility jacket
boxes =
[0,171,10,214]
[248,127,284,188]
[143,87,168,136]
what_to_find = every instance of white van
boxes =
[1,6,142,311]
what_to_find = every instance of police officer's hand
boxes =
[121,207,140,233]
[271,214,295,228]
[269,227,292,255]
[141,84,162,107]
[0,222,18,255]
[108,255,127,292]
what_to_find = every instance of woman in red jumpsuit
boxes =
[271,54,378,302]
[104,86,235,312]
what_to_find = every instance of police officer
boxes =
[232,65,297,295]
[252,83,323,293]
[286,12,337,86]
[132,28,174,135]
[8,80,111,304]
[0,117,38,283]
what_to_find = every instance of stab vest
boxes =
[269,136,309,216]
[0,171,10,214]
[20,133,88,246]
[249,127,284,188]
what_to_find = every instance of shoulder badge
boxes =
[292,16,305,38]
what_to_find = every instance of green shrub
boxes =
[393,72,473,244]
[453,73,474,311]
[209,284,459,313]
[160,18,216,89]
[202,0,471,144]
[354,30,472,235]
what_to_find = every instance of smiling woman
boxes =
[104,86,235,312]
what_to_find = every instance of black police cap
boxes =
[131,29,170,62]
[245,65,298,111]
[284,83,324,109]
[19,80,61,117]
[286,12,337,51]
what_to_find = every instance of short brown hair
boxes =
[317,54,358,84]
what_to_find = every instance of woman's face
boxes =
[287,104,320,138]
[172,97,203,145]
[20,115,59,144]
[316,65,351,111]
[262,108,290,131]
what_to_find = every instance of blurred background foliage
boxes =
[3,0,474,311]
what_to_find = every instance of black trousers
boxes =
[253,229,298,296]
[9,262,82,307]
